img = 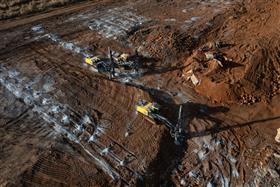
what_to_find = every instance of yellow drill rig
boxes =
[136,99,185,145]
[136,100,160,119]
[83,48,140,78]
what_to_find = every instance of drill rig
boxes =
[84,48,140,78]
[136,99,185,145]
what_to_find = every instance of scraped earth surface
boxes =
[0,0,280,186]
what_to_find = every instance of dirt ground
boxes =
[0,0,280,186]
[0,0,89,19]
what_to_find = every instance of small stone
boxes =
[180,178,187,186]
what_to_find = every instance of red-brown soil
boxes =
[0,0,280,187]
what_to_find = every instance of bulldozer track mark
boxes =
[88,7,148,39]
[21,179,52,187]
[108,8,144,24]
[29,38,138,117]
[0,1,106,31]
[30,43,93,82]
[30,47,98,94]
[0,65,125,181]
[4,108,30,127]
[23,154,73,185]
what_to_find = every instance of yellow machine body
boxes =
[84,56,101,65]
[85,57,93,65]
[136,100,159,117]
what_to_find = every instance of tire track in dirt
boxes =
[0,65,131,183]
[4,108,30,127]
[0,39,162,184]
[0,1,110,31]
[28,33,249,186]
[27,40,149,139]
[168,112,245,187]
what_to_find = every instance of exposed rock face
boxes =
[0,0,84,19]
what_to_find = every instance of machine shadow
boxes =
[135,88,229,186]
[187,115,280,139]
[181,102,229,138]
[136,95,280,187]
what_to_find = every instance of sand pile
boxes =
[182,0,280,105]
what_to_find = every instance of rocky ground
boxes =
[0,0,280,186]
